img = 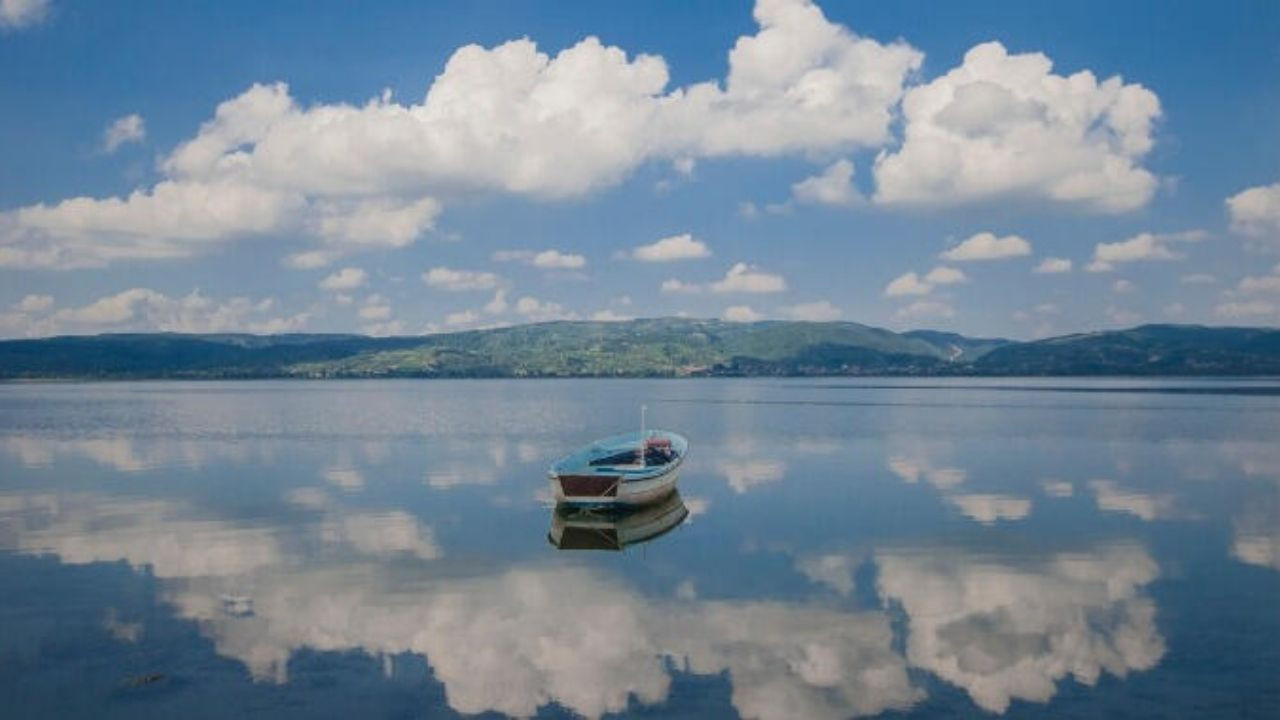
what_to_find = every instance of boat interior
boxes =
[552,431,687,479]
[588,442,678,468]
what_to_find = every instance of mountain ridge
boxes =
[0,319,1277,379]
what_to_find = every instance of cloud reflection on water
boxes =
[877,544,1165,714]
[168,564,920,719]
[1088,479,1178,521]
[945,494,1032,524]
[3,434,260,473]
[0,483,1172,719]
[1,493,282,578]
[887,454,1033,526]
[1232,497,1280,571]
[4,379,1280,716]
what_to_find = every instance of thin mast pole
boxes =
[639,404,647,465]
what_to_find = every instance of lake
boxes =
[1,378,1277,718]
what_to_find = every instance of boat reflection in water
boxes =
[549,490,689,551]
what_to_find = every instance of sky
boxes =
[1,0,1278,340]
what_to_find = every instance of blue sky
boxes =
[1,0,1278,339]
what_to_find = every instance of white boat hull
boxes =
[549,463,681,507]
[548,428,687,508]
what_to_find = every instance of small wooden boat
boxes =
[548,410,687,507]
[548,491,689,550]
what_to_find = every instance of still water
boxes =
[1,379,1277,718]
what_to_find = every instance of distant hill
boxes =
[970,325,1280,376]
[0,320,1276,379]
[901,330,1009,362]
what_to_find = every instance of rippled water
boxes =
[1,379,1277,718]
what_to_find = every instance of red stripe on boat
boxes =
[558,475,620,497]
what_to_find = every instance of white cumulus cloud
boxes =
[284,250,340,270]
[885,272,931,297]
[494,249,587,269]
[924,266,967,285]
[885,265,969,299]
[0,0,49,29]
[445,310,479,327]
[873,41,1161,212]
[357,294,392,321]
[1226,181,1280,243]
[514,295,574,321]
[723,305,763,323]
[1033,257,1072,274]
[629,233,711,262]
[710,262,786,294]
[1236,263,1280,294]
[319,267,366,291]
[1087,230,1205,272]
[423,267,501,291]
[1,1,1171,272]
[783,300,842,321]
[940,232,1031,261]
[665,0,923,158]
[1215,300,1277,321]
[1104,306,1142,326]
[791,159,861,207]
[660,278,702,294]
[483,289,509,315]
[102,114,146,153]
[589,309,631,322]
[0,1,930,269]
[0,288,309,338]
[0,179,304,269]
[17,294,53,312]
[532,250,586,269]
[314,197,440,249]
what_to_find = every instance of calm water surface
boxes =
[1,379,1277,718]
